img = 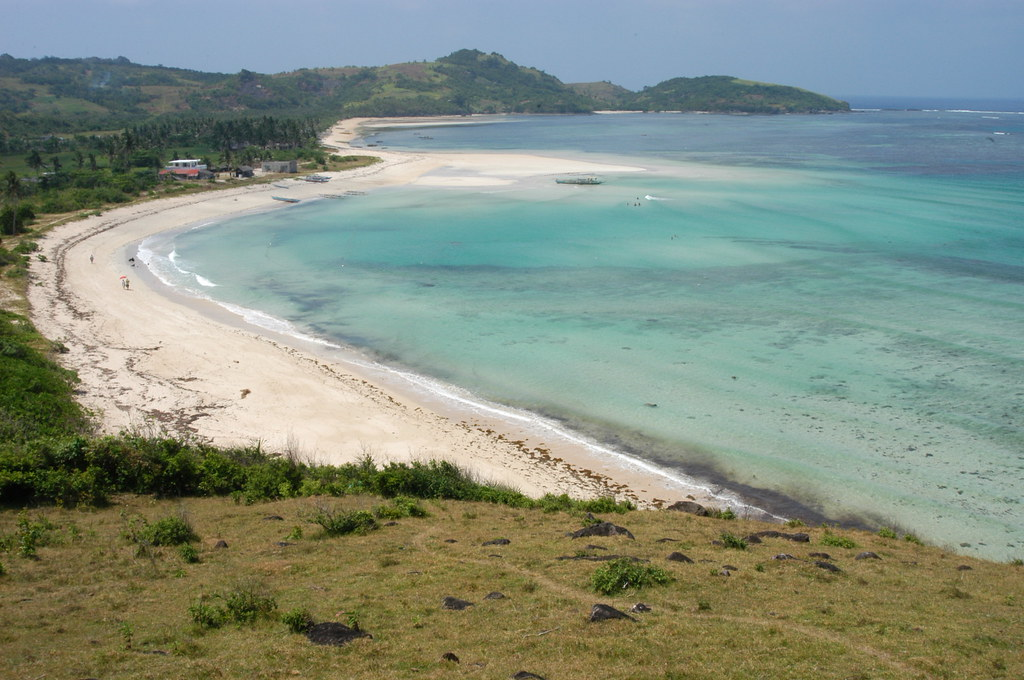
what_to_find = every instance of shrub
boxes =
[222,578,277,624]
[537,493,634,515]
[179,544,200,564]
[139,514,198,546]
[188,597,227,629]
[189,578,278,628]
[903,533,924,545]
[710,507,737,520]
[373,495,428,520]
[590,557,673,595]
[282,608,315,634]
[820,530,857,549]
[306,504,378,537]
[720,531,748,550]
[878,527,898,539]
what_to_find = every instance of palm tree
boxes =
[26,149,44,174]
[3,170,23,237]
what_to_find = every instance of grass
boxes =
[1,494,1020,680]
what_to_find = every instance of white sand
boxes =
[26,117,728,509]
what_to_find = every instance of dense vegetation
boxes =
[1,51,849,145]
[631,75,849,113]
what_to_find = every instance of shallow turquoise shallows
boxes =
[143,108,1024,561]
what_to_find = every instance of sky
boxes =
[2,0,1022,102]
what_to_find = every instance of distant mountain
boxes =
[0,50,849,138]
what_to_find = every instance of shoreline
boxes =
[27,116,762,513]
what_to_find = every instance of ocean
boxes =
[140,103,1024,561]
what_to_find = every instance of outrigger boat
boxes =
[555,175,603,185]
[272,196,300,203]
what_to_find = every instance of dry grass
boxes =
[1,495,1020,680]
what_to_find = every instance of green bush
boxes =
[720,531,748,550]
[821,530,858,549]
[373,495,428,520]
[282,607,314,634]
[222,578,277,624]
[189,578,277,629]
[878,527,898,539]
[188,598,227,629]
[178,544,200,563]
[307,504,378,537]
[138,514,198,546]
[590,557,673,595]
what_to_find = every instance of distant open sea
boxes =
[141,99,1024,560]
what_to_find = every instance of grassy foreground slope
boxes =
[1,494,1021,680]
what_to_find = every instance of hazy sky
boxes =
[2,0,1021,101]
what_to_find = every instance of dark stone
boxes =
[773,553,798,560]
[665,500,708,516]
[956,565,973,571]
[213,540,228,549]
[631,602,652,613]
[855,551,882,560]
[743,535,763,544]
[441,597,474,611]
[556,554,642,562]
[275,541,293,547]
[483,538,511,546]
[585,544,609,550]
[589,603,636,622]
[512,672,547,680]
[441,652,460,663]
[655,537,678,543]
[444,539,458,543]
[751,530,810,542]
[569,522,635,540]
[306,622,371,646]
[666,552,693,563]
[815,560,843,573]
[718,569,732,576]
[384,521,398,526]
[484,591,506,600]
[722,564,739,571]
[809,552,832,560]
[263,515,284,521]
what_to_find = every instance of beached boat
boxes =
[555,176,603,185]
[302,174,331,183]
[272,196,300,203]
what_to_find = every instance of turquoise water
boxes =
[142,110,1024,560]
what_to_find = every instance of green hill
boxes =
[0,51,849,143]
[632,75,849,113]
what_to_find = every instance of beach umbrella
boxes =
[119,275,127,279]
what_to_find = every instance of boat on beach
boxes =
[555,175,603,185]
[272,196,300,203]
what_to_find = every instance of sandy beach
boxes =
[26,117,733,510]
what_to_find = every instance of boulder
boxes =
[665,500,709,516]
[441,597,474,611]
[569,522,635,540]
[589,603,636,622]
[306,622,371,646]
